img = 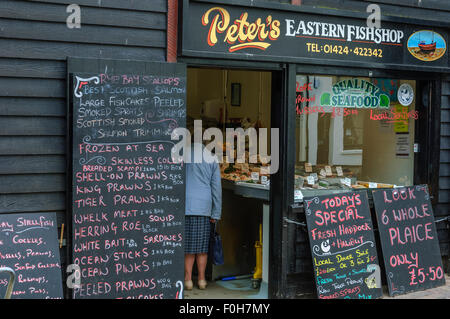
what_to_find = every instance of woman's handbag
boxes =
[209,223,224,265]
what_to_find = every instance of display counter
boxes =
[222,179,269,201]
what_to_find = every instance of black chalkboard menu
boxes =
[304,191,383,299]
[70,65,186,299]
[0,212,63,299]
[372,185,446,296]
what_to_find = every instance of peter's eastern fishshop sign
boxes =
[183,3,448,69]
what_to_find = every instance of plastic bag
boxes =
[209,223,224,265]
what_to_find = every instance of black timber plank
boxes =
[443,81,450,95]
[301,0,450,18]
[0,192,65,213]
[441,76,450,227]
[435,203,450,216]
[440,163,450,177]
[0,155,65,174]
[0,174,65,194]
[0,0,166,30]
[442,96,450,108]
[441,136,450,149]
[0,98,65,117]
[437,227,449,243]
[439,190,450,203]
[439,177,450,190]
[442,109,450,123]
[28,0,167,12]
[0,58,65,79]
[441,150,450,163]
[0,77,64,98]
[441,75,450,225]
[0,18,166,48]
[367,0,450,11]
[0,117,65,135]
[0,136,65,155]
[0,39,165,61]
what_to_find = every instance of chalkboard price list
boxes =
[373,185,446,296]
[304,191,383,299]
[0,213,64,299]
[71,70,186,299]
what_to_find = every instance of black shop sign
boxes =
[182,1,449,69]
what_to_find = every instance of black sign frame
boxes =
[181,0,450,73]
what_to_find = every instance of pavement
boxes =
[383,274,450,299]
[184,275,450,299]
[184,278,259,299]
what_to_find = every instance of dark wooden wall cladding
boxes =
[299,0,450,14]
[265,0,450,24]
[0,0,168,274]
[439,79,450,260]
[264,0,291,3]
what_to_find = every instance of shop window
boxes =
[294,75,417,201]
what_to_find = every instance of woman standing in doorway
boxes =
[184,142,222,290]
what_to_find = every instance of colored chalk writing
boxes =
[0,213,63,299]
[372,185,446,296]
[71,64,186,299]
[304,191,383,299]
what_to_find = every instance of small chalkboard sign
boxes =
[372,185,446,296]
[304,191,383,299]
[0,212,63,299]
[70,63,186,299]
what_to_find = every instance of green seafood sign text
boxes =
[320,79,390,109]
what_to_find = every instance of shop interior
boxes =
[294,75,417,201]
[185,67,273,299]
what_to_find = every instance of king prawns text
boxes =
[314,193,364,226]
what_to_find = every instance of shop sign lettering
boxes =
[320,79,390,109]
[186,3,449,68]
[285,20,404,44]
[201,7,281,52]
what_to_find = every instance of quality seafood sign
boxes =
[320,79,390,109]
[182,2,449,69]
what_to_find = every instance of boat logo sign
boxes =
[407,30,446,62]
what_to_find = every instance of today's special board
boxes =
[304,191,383,299]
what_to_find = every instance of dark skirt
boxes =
[185,215,211,254]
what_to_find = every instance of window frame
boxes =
[291,64,440,201]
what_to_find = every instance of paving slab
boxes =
[184,275,450,299]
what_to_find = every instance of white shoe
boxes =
[198,280,207,290]
[185,280,193,290]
